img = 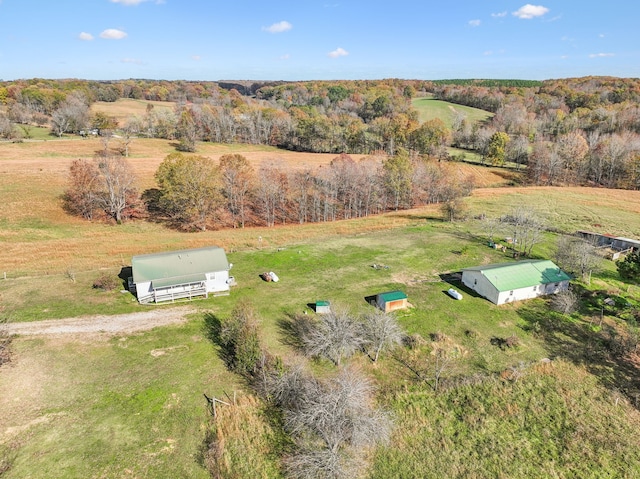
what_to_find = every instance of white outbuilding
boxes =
[461,260,570,305]
[131,246,233,304]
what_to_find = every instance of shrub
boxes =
[92,273,119,291]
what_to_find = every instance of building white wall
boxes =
[463,271,570,305]
[462,270,499,304]
[205,271,230,293]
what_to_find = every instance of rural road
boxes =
[0,307,196,336]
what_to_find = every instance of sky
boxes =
[1,0,639,82]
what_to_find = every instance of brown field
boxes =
[3,136,639,278]
[91,99,175,124]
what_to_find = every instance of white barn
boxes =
[461,260,570,305]
[131,246,233,304]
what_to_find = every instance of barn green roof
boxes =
[132,246,229,285]
[462,260,570,292]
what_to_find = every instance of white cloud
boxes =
[328,47,348,58]
[279,53,291,60]
[262,21,292,33]
[110,0,148,5]
[483,50,493,56]
[468,19,481,27]
[491,11,508,18]
[513,4,549,19]
[599,33,605,38]
[121,58,144,64]
[191,55,201,61]
[100,29,128,40]
[589,52,615,58]
[78,32,94,41]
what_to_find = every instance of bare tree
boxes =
[431,349,453,393]
[297,308,364,366]
[256,161,289,227]
[360,309,404,362]
[555,235,602,281]
[218,153,255,228]
[0,113,15,139]
[551,288,579,315]
[93,154,138,224]
[119,116,141,157]
[280,366,392,479]
[501,206,545,256]
[50,91,90,137]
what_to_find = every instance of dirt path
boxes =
[0,307,196,336]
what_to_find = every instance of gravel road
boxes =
[0,307,196,336]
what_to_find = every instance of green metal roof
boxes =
[463,260,570,292]
[377,291,408,302]
[316,301,330,307]
[132,246,229,285]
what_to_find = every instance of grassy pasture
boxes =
[91,99,175,125]
[412,95,493,128]
[2,213,640,477]
[2,138,640,477]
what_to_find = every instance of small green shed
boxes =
[375,291,408,313]
[315,300,331,314]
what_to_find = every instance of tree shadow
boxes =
[518,302,640,409]
[202,312,236,369]
[276,313,310,351]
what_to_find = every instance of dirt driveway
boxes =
[0,307,196,337]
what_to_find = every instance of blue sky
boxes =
[1,0,638,81]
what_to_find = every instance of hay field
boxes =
[0,137,511,274]
[91,99,175,124]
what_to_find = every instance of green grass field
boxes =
[412,95,493,128]
[2,134,640,478]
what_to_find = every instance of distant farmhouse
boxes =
[461,260,570,305]
[131,246,233,304]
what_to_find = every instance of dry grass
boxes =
[0,137,508,277]
[91,99,175,124]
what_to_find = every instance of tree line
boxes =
[6,76,640,190]
[65,150,474,230]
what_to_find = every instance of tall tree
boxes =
[555,236,602,281]
[64,159,100,220]
[64,155,138,224]
[93,154,138,224]
[485,131,510,166]
[256,161,289,227]
[382,149,413,210]
[155,152,222,231]
[50,91,90,137]
[175,106,198,152]
[218,153,255,228]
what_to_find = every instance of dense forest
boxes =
[2,76,640,191]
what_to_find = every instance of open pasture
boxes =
[91,99,175,125]
[412,95,493,128]
[2,138,640,478]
